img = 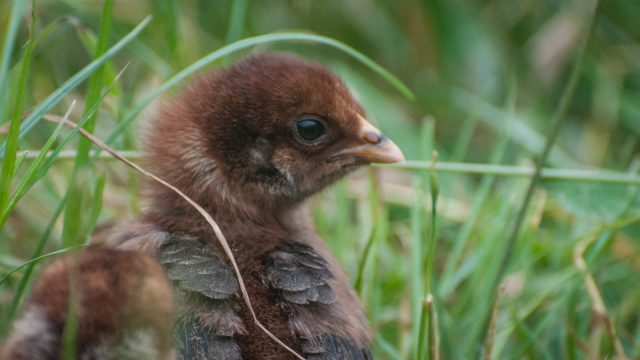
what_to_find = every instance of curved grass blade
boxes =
[0,246,85,286]
[0,0,27,118]
[0,15,152,154]
[100,31,415,152]
[6,193,70,322]
[0,62,125,227]
[0,0,36,216]
[0,102,76,230]
[62,0,114,248]
[72,16,122,98]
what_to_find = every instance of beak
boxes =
[332,115,405,164]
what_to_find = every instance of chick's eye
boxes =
[295,118,326,142]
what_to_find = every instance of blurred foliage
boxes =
[1,0,639,358]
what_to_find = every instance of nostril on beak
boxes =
[363,131,383,144]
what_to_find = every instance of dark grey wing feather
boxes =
[265,242,337,305]
[160,233,243,360]
[302,335,372,360]
[175,316,242,360]
[160,234,238,299]
[266,243,371,358]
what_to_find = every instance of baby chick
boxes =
[7,53,404,360]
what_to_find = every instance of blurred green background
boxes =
[1,0,639,358]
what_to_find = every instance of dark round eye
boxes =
[295,118,326,142]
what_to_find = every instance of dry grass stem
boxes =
[483,285,505,360]
[425,293,441,360]
[574,238,629,360]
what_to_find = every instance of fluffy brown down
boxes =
[1,248,174,359]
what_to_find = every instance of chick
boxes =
[1,248,175,360]
[100,53,404,359]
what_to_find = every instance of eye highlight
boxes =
[295,117,327,142]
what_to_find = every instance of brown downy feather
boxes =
[1,248,174,360]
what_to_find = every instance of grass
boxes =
[1,0,640,359]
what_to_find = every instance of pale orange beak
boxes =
[332,115,405,164]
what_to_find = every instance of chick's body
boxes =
[1,248,175,360]
[93,53,404,359]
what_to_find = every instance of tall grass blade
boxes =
[0,70,124,226]
[355,168,384,295]
[411,116,434,354]
[417,152,440,360]
[0,101,75,230]
[154,0,178,55]
[0,246,85,286]
[0,0,36,216]
[6,194,69,324]
[61,0,113,247]
[0,0,26,119]
[226,0,249,43]
[483,286,504,360]
[86,173,106,237]
[61,256,80,360]
[440,76,516,296]
[0,15,151,154]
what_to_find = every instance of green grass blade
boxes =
[61,255,80,360]
[448,88,579,167]
[0,1,36,215]
[416,153,440,360]
[411,117,434,354]
[0,65,128,226]
[6,194,69,323]
[354,168,388,333]
[226,0,249,43]
[31,17,68,51]
[86,173,106,238]
[0,0,26,119]
[379,162,640,185]
[61,0,113,247]
[376,335,405,360]
[410,174,426,351]
[99,31,414,152]
[37,65,128,174]
[440,76,516,296]
[354,229,375,295]
[0,15,152,154]
[0,245,85,286]
[354,169,383,294]
[153,0,178,55]
[0,103,73,230]
[72,19,122,98]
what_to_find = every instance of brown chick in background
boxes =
[1,247,174,360]
[94,52,405,359]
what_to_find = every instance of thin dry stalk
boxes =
[574,239,629,360]
[483,285,504,360]
[425,294,441,360]
[43,114,305,360]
